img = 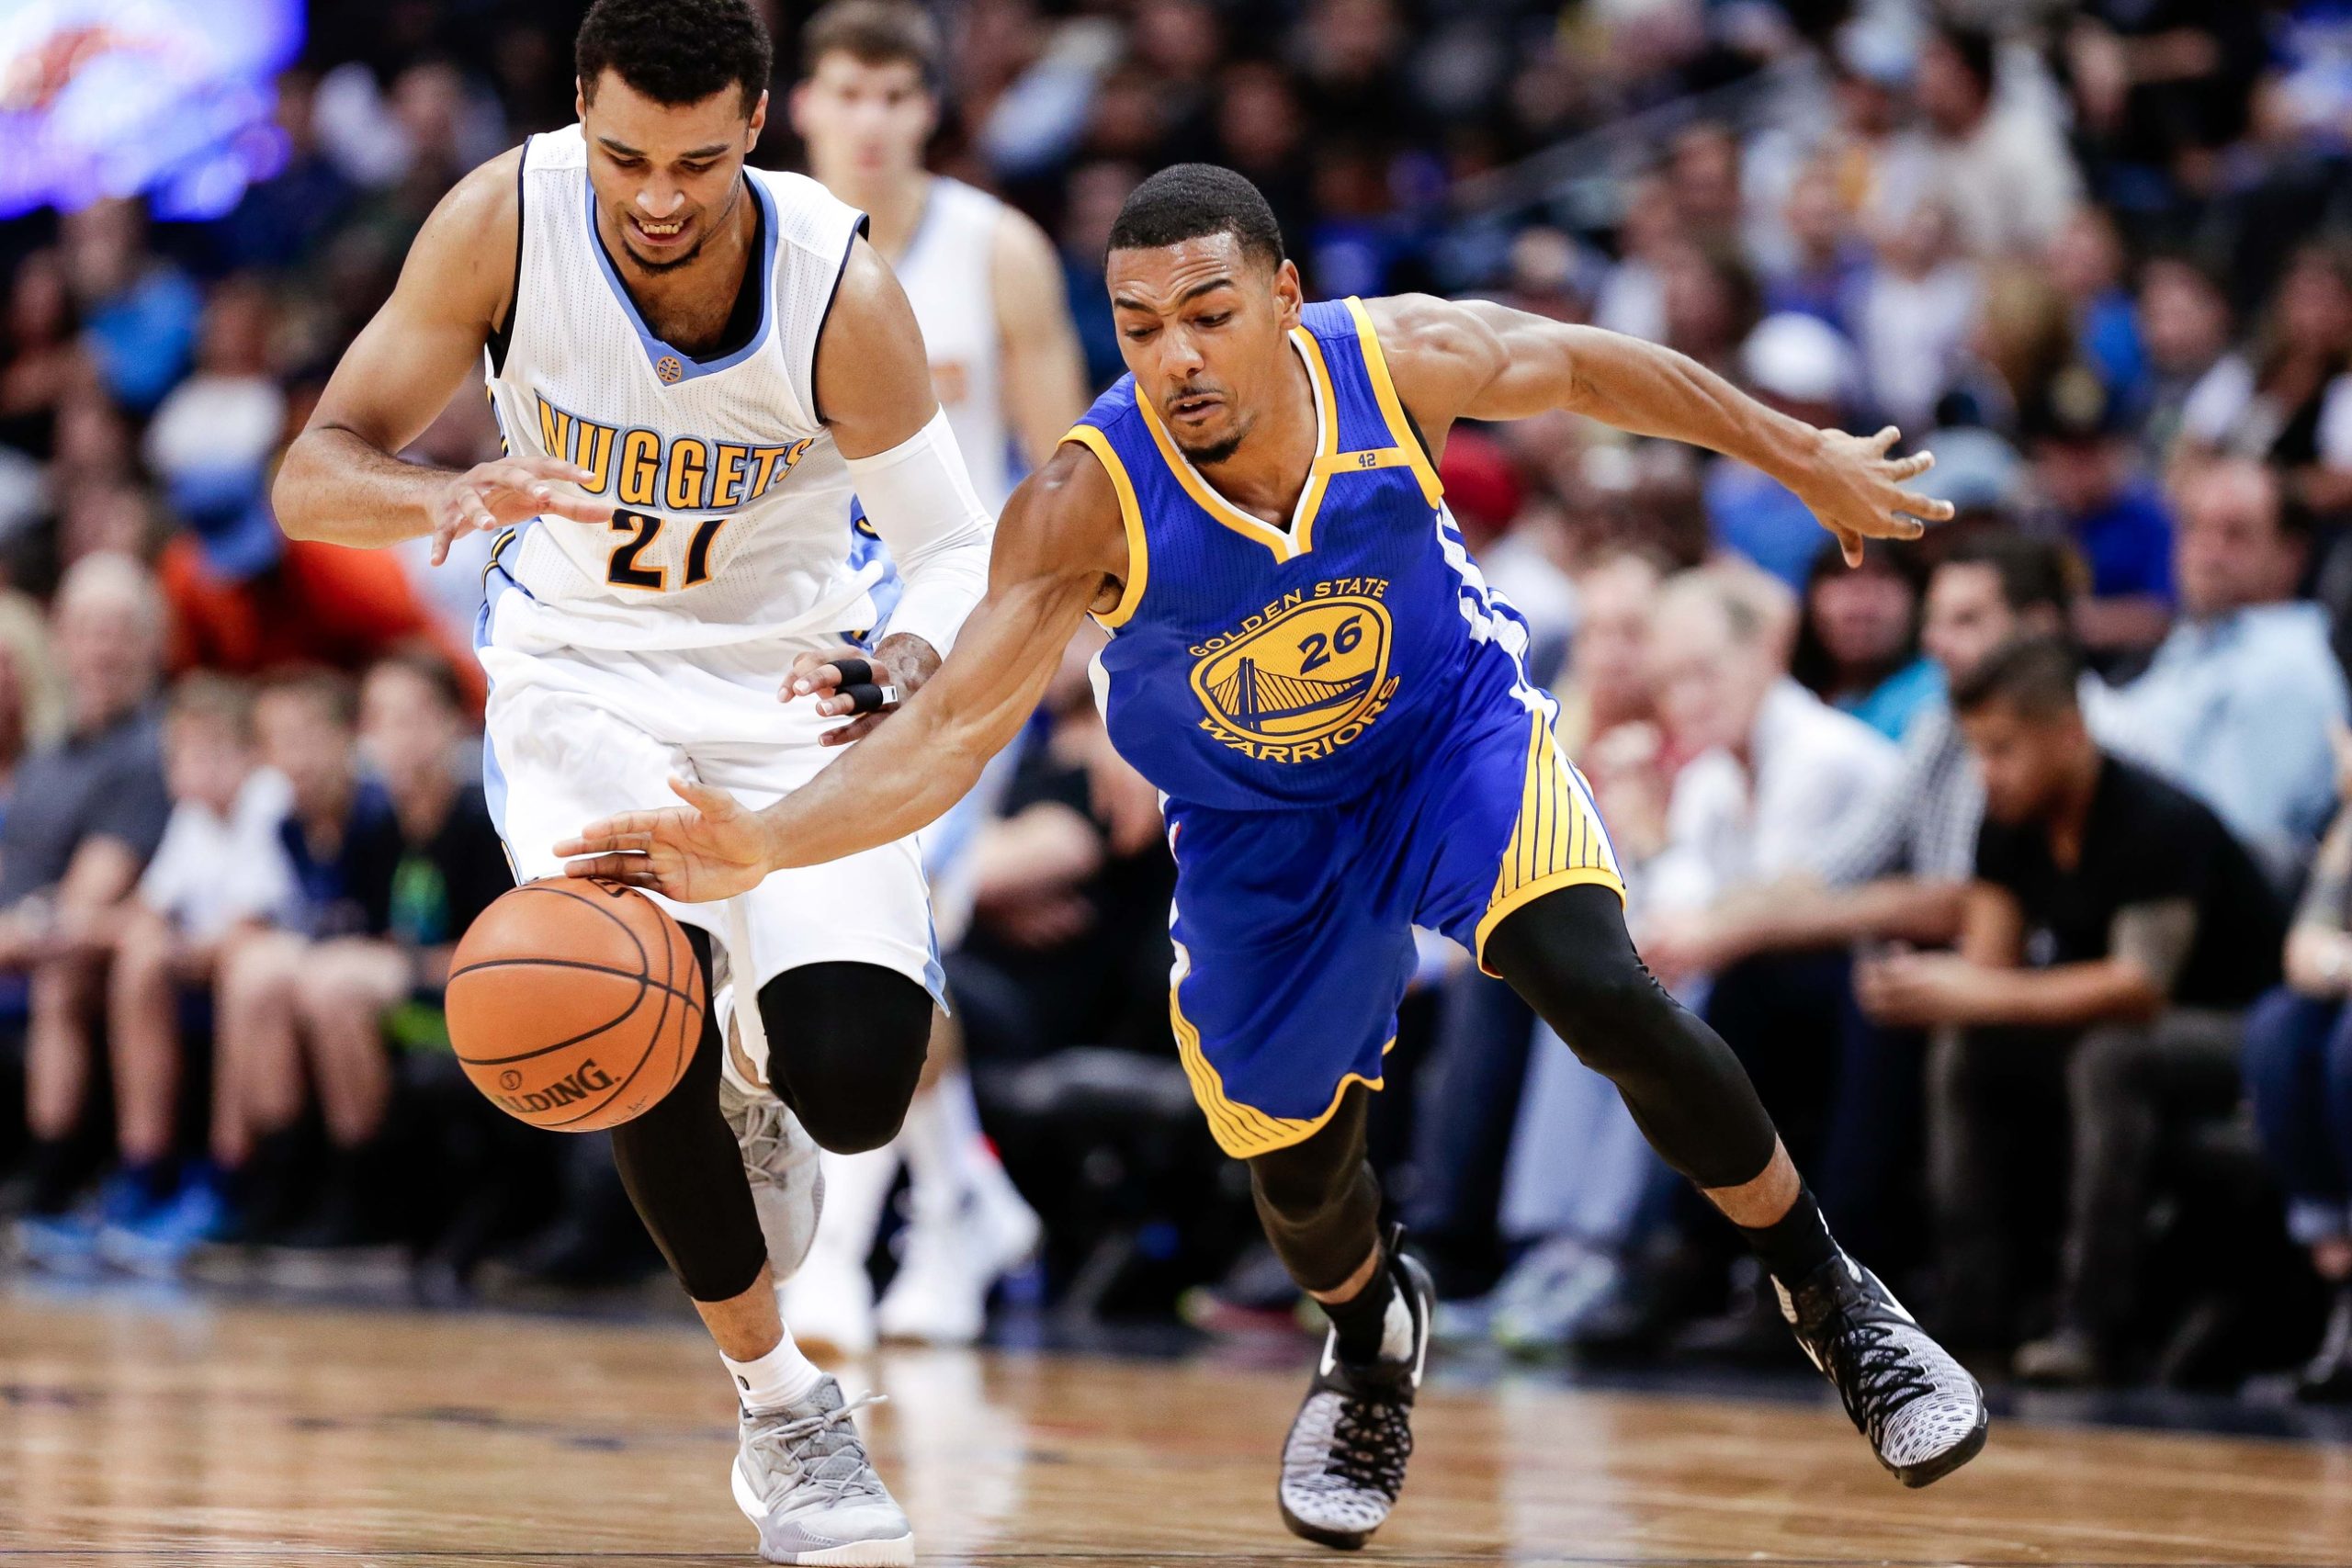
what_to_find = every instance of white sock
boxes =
[815,1145,899,1259]
[722,1327,825,1414]
[897,1083,963,1227]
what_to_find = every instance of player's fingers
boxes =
[551,814,664,857]
[667,775,742,818]
[507,453,600,488]
[1890,449,1935,480]
[1869,424,1900,456]
[1838,524,1865,568]
[540,490,616,524]
[820,713,885,747]
[1894,491,1953,523]
[563,853,664,888]
[429,519,457,568]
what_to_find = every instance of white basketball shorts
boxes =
[475,576,942,1093]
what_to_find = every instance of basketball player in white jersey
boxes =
[783,0,1088,1354]
[271,3,986,1562]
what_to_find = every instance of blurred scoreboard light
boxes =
[0,0,303,220]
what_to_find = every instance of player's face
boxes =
[578,71,766,274]
[1107,234,1303,467]
[791,55,934,182]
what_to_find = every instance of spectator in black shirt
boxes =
[1859,636,2284,1384]
[2,555,172,1230]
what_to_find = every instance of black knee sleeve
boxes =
[1484,882,1780,1190]
[1246,1084,1385,1293]
[610,930,764,1303]
[757,962,933,1154]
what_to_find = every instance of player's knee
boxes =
[1249,1124,1363,1227]
[757,963,932,1155]
[1487,886,1667,1082]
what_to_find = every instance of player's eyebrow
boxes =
[1112,277,1236,312]
[595,136,732,161]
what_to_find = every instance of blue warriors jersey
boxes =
[1068,297,1533,812]
[1066,298,1626,1159]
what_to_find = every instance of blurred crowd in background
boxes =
[9,0,2352,1407]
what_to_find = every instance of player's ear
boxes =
[747,88,769,147]
[574,77,588,122]
[1272,259,1304,331]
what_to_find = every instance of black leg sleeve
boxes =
[1246,1082,1385,1293]
[1483,883,1781,1191]
[608,929,765,1303]
[756,961,933,1155]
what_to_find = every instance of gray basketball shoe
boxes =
[721,1077,822,1282]
[1278,1249,1435,1550]
[731,1376,913,1565]
[1776,1251,1989,1487]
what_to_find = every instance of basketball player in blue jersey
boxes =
[561,164,1991,1545]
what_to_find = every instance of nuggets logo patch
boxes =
[655,355,684,384]
[1189,592,1401,762]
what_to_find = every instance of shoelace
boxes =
[729,1095,795,1177]
[1321,1395,1411,1496]
[1821,1319,1933,1446]
[749,1391,891,1505]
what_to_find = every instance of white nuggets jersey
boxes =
[483,125,875,650]
[892,176,1012,509]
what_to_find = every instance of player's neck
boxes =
[1193,348,1322,528]
[823,167,929,261]
[596,179,760,350]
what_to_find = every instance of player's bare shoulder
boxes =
[400,144,528,333]
[1010,439,1131,615]
[1359,292,1510,441]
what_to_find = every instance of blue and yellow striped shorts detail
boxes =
[1162,680,1623,1159]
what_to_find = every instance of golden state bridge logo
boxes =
[1188,583,1402,762]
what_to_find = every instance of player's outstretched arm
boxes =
[1372,294,1954,566]
[555,442,1127,899]
[272,150,612,558]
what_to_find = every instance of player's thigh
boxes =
[482,677,691,886]
[1409,701,1626,976]
[1163,801,1416,1163]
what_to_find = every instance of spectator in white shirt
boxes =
[95,672,296,1264]
[1876,23,2082,261]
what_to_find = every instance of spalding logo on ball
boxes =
[446,879,705,1132]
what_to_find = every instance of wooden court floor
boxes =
[1,1291,2348,1567]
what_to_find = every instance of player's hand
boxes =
[1792,426,1956,568]
[428,456,614,566]
[784,631,941,747]
[553,777,773,903]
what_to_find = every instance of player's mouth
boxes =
[1169,392,1222,425]
[628,214,693,249]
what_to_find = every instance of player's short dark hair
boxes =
[1939,531,2080,618]
[576,0,774,111]
[259,664,359,730]
[800,0,940,84]
[1108,164,1285,270]
[1951,633,2082,721]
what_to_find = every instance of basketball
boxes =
[446,879,704,1133]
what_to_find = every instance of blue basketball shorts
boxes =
[1161,684,1624,1159]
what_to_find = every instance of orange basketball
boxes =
[446,879,704,1132]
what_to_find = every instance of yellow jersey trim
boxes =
[1061,426,1150,630]
[1169,940,1393,1158]
[1344,296,1445,510]
[1474,708,1626,974]
[1131,326,1339,565]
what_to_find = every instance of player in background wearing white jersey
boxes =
[271,3,987,1562]
[784,0,1088,1354]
